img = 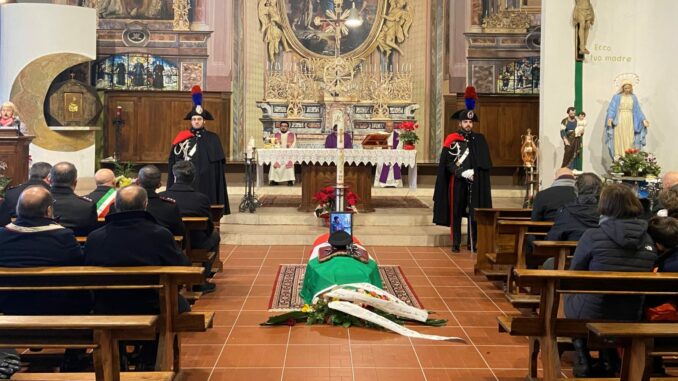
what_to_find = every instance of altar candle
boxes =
[115,106,122,118]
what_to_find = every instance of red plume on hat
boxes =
[184,85,214,120]
[443,133,465,148]
[464,86,477,111]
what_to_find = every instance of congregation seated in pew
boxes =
[86,168,117,218]
[138,164,185,238]
[84,185,192,370]
[565,184,657,377]
[160,160,219,293]
[0,185,91,372]
[0,161,51,226]
[50,162,98,236]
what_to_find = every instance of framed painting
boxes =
[94,0,174,20]
[279,0,386,59]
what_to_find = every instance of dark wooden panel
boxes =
[444,94,539,167]
[103,91,231,163]
[0,133,33,187]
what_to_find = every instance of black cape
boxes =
[433,131,493,226]
[168,128,230,215]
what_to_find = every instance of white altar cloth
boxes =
[255,148,418,190]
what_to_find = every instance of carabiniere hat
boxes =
[184,85,214,121]
[328,230,352,249]
[451,109,479,122]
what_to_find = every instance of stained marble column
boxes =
[191,0,209,31]
[230,0,244,159]
[429,0,445,160]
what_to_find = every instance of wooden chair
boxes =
[474,208,532,279]
[497,269,678,381]
[0,266,213,379]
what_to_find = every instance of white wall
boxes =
[29,144,96,178]
[540,0,678,183]
[0,3,96,101]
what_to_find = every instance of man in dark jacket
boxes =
[0,186,89,315]
[160,161,218,292]
[565,184,657,377]
[433,109,493,253]
[547,173,602,241]
[84,185,191,369]
[531,167,577,222]
[84,185,191,314]
[137,165,185,238]
[86,168,117,218]
[50,162,98,236]
[0,162,51,226]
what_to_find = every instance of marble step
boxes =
[223,207,435,226]
[219,224,454,246]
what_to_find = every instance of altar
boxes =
[256,148,417,213]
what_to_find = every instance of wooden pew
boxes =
[532,241,578,270]
[208,205,224,273]
[495,220,554,307]
[474,208,532,279]
[0,315,162,381]
[181,217,218,265]
[586,322,678,381]
[0,266,213,378]
[497,269,678,381]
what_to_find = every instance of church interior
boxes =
[1,0,678,380]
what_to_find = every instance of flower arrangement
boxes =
[113,161,135,187]
[313,185,359,217]
[262,283,452,338]
[609,148,661,178]
[0,161,10,197]
[398,121,419,145]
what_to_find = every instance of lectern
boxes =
[0,129,33,187]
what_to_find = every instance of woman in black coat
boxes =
[565,184,657,377]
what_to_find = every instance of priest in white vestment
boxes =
[374,121,403,188]
[269,121,297,186]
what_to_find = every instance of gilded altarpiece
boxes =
[255,0,420,148]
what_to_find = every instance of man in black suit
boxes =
[84,185,191,370]
[0,162,51,226]
[49,162,98,236]
[86,168,117,217]
[137,165,185,238]
[160,161,219,292]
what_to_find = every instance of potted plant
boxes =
[398,121,419,150]
[313,185,359,225]
[609,148,661,178]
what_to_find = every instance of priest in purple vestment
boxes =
[324,124,353,149]
[374,120,403,187]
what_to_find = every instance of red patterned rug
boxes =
[268,264,423,311]
[258,195,429,209]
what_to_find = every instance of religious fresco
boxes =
[283,0,380,56]
[496,57,540,94]
[94,54,179,91]
[91,0,174,20]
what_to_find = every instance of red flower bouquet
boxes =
[313,186,359,217]
[398,121,419,146]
